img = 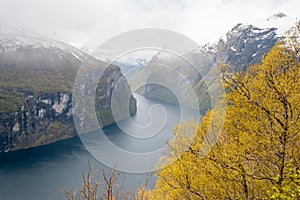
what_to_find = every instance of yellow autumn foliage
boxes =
[147,23,300,200]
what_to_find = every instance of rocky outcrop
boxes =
[215,23,278,71]
[0,92,74,152]
[0,25,136,152]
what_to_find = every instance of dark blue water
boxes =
[0,94,200,200]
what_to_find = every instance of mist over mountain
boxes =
[267,12,287,21]
[0,24,136,152]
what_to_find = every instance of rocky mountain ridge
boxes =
[134,23,279,111]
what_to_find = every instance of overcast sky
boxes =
[0,0,299,50]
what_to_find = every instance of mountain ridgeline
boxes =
[0,25,136,153]
[132,24,279,112]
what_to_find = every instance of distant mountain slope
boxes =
[0,24,136,152]
[0,24,88,93]
[130,23,279,111]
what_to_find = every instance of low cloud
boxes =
[0,0,298,49]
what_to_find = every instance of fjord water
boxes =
[0,93,200,200]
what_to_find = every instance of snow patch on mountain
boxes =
[264,13,296,36]
[0,24,86,61]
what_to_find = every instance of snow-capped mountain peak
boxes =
[227,23,277,39]
[0,24,85,61]
[267,12,287,21]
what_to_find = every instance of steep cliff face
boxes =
[0,92,74,152]
[0,25,136,152]
[133,24,279,111]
